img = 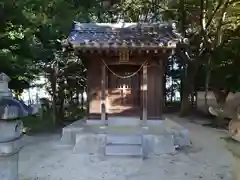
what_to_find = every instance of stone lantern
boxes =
[0,73,24,180]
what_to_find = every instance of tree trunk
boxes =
[180,62,198,116]
[204,57,212,113]
[76,89,80,105]
[69,89,73,105]
[190,90,195,107]
[212,89,229,127]
[50,70,58,126]
[58,83,65,121]
[81,91,84,112]
[180,89,191,116]
[52,91,57,126]
[179,0,186,36]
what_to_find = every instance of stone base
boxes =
[0,153,18,180]
[71,133,175,156]
[61,117,190,157]
[0,121,23,180]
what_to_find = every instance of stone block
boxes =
[142,134,154,157]
[152,134,175,155]
[60,128,75,145]
[60,120,85,146]
[107,117,141,126]
[105,144,142,156]
[61,127,84,146]
[73,133,106,154]
[172,129,191,147]
[106,134,142,145]
[146,120,164,126]
[142,134,175,157]
[164,118,190,147]
[86,120,106,125]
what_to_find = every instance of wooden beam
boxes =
[142,64,148,124]
[101,62,106,123]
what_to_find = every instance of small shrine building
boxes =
[66,22,182,123]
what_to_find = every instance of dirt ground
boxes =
[19,116,233,180]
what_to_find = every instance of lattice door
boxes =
[107,66,140,116]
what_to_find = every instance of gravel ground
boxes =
[19,117,233,180]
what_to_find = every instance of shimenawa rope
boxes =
[101,59,148,79]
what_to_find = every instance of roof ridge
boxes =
[73,21,174,30]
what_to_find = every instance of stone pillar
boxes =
[142,65,148,124]
[101,64,106,123]
[224,137,240,180]
[0,121,23,180]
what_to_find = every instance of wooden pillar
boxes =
[101,63,106,123]
[142,64,148,124]
[159,60,164,118]
[106,68,108,120]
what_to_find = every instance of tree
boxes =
[28,0,93,125]
[0,0,42,95]
[0,0,95,124]
[2,0,240,123]
[171,0,240,116]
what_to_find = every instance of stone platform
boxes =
[60,117,190,158]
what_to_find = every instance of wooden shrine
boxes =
[66,22,181,122]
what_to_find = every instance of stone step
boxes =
[105,144,143,156]
[107,117,141,126]
[106,134,142,145]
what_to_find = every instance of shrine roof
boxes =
[67,21,183,49]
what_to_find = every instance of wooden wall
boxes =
[147,63,164,119]
[85,51,167,120]
[87,58,102,119]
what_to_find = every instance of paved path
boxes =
[19,117,233,180]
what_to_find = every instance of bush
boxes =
[20,112,55,135]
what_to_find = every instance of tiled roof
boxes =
[67,21,182,49]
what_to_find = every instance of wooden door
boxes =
[107,65,140,116]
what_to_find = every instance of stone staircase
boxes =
[105,134,143,156]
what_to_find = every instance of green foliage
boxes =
[1,0,240,118]
[211,36,240,92]
[20,113,55,135]
[0,0,97,93]
[1,0,41,92]
[64,105,86,121]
